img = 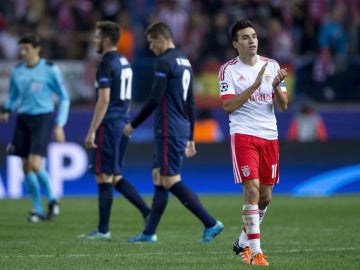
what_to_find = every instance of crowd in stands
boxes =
[1,1,358,61]
[0,0,359,101]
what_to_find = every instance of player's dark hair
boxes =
[231,20,254,41]
[18,34,41,47]
[96,21,120,46]
[145,22,173,40]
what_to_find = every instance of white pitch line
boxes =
[269,247,357,253]
[0,247,357,259]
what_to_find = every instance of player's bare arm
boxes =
[84,88,110,149]
[222,63,268,114]
[272,68,288,112]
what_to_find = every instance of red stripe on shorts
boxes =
[95,125,104,173]
[162,96,169,175]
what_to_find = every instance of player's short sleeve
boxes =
[218,64,235,100]
[97,60,113,89]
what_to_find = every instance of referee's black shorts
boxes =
[10,113,53,158]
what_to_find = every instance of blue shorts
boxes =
[10,113,53,157]
[89,119,129,175]
[153,136,187,176]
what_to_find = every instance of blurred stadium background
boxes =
[0,0,360,198]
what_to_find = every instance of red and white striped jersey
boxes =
[218,55,287,139]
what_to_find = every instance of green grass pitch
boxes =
[0,195,359,269]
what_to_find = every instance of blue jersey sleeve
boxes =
[186,78,195,140]
[97,60,113,89]
[50,64,70,127]
[131,58,170,128]
[5,70,20,113]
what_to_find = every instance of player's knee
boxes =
[243,184,259,198]
[27,155,42,172]
[21,159,30,174]
[112,175,122,186]
[152,169,161,185]
[258,183,273,207]
[162,175,180,190]
[162,181,172,190]
[95,173,113,184]
[259,193,272,207]
[22,166,31,174]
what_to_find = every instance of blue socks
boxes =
[98,183,113,234]
[24,172,44,216]
[143,185,169,235]
[36,169,56,202]
[24,168,57,216]
[114,178,150,218]
[169,181,216,228]
[143,182,216,235]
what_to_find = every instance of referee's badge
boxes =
[241,165,250,177]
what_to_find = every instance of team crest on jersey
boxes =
[241,165,250,177]
[220,82,228,92]
[263,72,272,83]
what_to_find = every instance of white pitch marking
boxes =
[0,247,357,259]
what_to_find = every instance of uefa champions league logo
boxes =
[220,82,228,92]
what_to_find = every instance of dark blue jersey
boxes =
[131,48,195,139]
[96,51,132,123]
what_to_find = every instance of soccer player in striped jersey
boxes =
[0,33,70,222]
[79,21,150,239]
[219,20,288,266]
[124,22,223,243]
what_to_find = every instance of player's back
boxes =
[96,51,132,123]
[154,48,193,137]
